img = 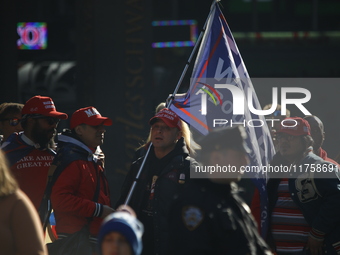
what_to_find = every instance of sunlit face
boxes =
[101,232,132,255]
[150,120,181,156]
[277,133,305,162]
[76,124,106,148]
[0,113,23,141]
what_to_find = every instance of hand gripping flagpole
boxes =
[123,0,220,205]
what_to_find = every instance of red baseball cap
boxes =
[70,106,112,129]
[22,95,68,119]
[276,117,311,136]
[149,108,182,130]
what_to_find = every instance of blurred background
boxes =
[1,0,339,204]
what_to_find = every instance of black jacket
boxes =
[116,137,198,255]
[169,179,272,255]
[267,152,340,254]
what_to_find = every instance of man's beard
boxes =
[31,121,56,149]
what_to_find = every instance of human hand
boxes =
[116,204,136,217]
[306,236,323,255]
[101,205,115,218]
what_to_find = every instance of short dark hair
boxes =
[0,103,24,120]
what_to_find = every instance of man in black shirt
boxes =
[169,126,273,255]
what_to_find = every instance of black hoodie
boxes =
[116,137,198,255]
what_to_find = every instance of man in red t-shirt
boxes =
[2,95,68,211]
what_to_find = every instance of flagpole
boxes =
[123,0,220,206]
[167,0,220,108]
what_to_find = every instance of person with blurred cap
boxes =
[1,95,67,211]
[303,115,338,166]
[168,126,273,255]
[266,117,340,255]
[98,205,144,255]
[49,106,115,253]
[116,108,199,255]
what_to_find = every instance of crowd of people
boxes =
[1,95,340,255]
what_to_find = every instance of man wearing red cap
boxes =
[2,95,67,211]
[117,108,199,255]
[266,117,340,255]
[49,106,115,253]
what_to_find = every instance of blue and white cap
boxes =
[98,212,144,255]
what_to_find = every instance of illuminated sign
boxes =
[152,20,197,48]
[17,22,47,50]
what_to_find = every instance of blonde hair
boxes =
[180,120,201,156]
[141,119,200,156]
[155,102,166,114]
[0,150,18,197]
[138,102,201,155]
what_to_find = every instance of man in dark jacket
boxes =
[168,126,273,255]
[267,117,340,255]
[117,108,198,255]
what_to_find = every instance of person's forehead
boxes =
[278,133,303,141]
[4,113,21,118]
[105,231,127,240]
[152,119,169,127]
[84,123,104,129]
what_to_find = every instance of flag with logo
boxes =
[169,2,275,238]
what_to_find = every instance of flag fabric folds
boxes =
[169,2,275,238]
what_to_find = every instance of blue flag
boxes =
[170,3,275,238]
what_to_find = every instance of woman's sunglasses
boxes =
[0,118,21,126]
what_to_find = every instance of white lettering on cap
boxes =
[164,110,175,116]
[84,108,100,117]
[43,100,55,109]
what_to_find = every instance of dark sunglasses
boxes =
[32,116,60,125]
[0,118,21,126]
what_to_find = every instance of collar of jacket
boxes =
[164,137,189,157]
[58,134,100,162]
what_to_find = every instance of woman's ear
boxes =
[176,130,182,140]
